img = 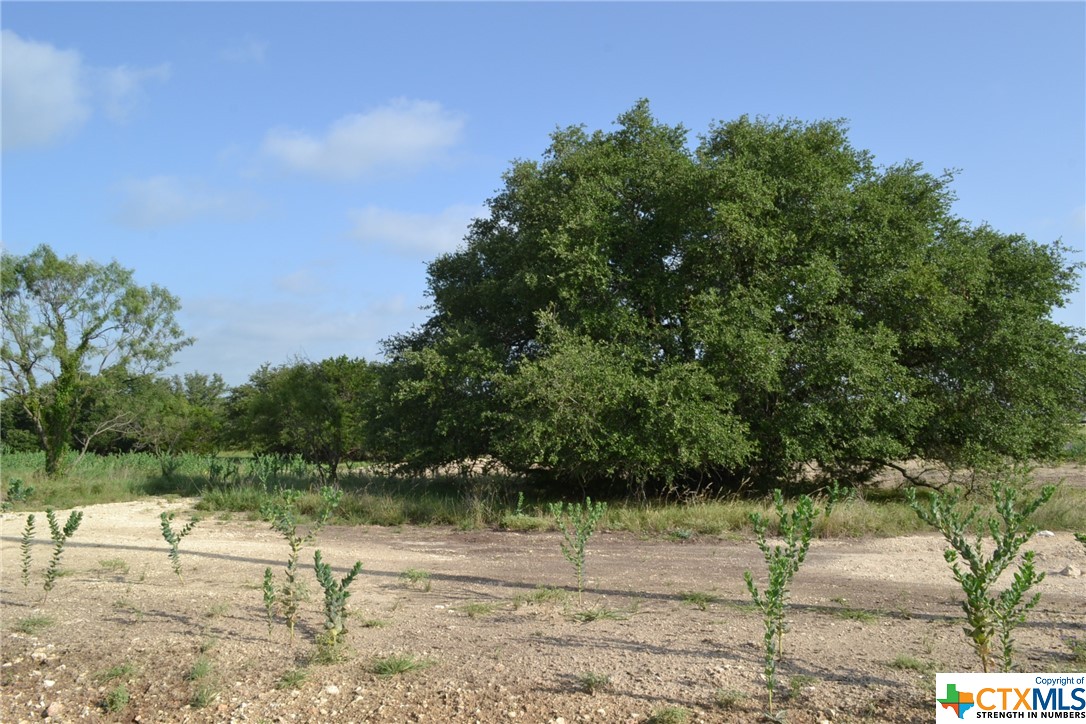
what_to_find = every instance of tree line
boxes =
[4,102,1084,493]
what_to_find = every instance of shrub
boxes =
[907,476,1054,672]
[744,488,835,713]
[160,511,199,583]
[19,513,34,587]
[43,508,83,601]
[313,549,363,653]
[550,497,607,603]
[261,486,342,642]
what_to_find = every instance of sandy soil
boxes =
[1,498,1084,724]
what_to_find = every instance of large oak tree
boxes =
[381,102,1085,492]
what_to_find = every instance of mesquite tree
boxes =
[1,245,191,475]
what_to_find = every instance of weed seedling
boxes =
[188,656,213,681]
[160,511,199,583]
[512,586,568,610]
[313,549,363,653]
[714,688,746,710]
[277,668,308,689]
[789,674,817,701]
[571,605,628,623]
[577,671,611,694]
[104,684,130,713]
[96,663,137,683]
[744,488,835,713]
[400,568,432,591]
[549,497,607,604]
[456,602,497,618]
[14,615,54,635]
[646,706,690,724]
[2,478,35,510]
[907,478,1054,673]
[20,514,34,587]
[680,591,720,611]
[262,567,276,634]
[889,655,934,675]
[368,653,433,677]
[99,558,130,576]
[1067,639,1086,667]
[43,508,83,601]
[262,486,342,642]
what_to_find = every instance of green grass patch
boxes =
[456,602,497,618]
[714,688,747,710]
[104,684,130,713]
[576,671,611,694]
[570,606,628,623]
[829,597,878,622]
[187,656,213,682]
[399,568,432,591]
[98,558,130,575]
[6,452,1083,536]
[14,615,54,634]
[889,655,935,675]
[190,682,219,708]
[368,653,434,677]
[512,586,569,609]
[680,591,721,610]
[277,668,308,689]
[646,706,690,724]
[96,663,136,683]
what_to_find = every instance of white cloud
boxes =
[96,63,171,122]
[350,203,483,256]
[114,176,262,229]
[1,29,90,150]
[1,29,169,150]
[262,98,465,180]
[220,35,268,64]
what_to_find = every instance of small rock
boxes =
[324,685,340,695]
[1059,565,1082,578]
[43,679,55,688]
[45,701,64,718]
[1037,530,1055,537]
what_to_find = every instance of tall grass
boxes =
[3,451,1083,538]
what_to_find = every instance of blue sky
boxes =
[3,2,1083,386]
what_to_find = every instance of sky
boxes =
[2,1,1084,386]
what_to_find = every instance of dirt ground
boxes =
[1,496,1084,724]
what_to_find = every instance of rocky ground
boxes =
[1,496,1084,724]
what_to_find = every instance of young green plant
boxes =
[262,567,276,634]
[261,486,342,642]
[744,489,834,714]
[907,478,1054,673]
[43,508,83,601]
[160,511,199,583]
[549,497,607,604]
[313,549,363,654]
[20,513,35,587]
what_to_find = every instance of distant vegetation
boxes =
[3,102,1084,508]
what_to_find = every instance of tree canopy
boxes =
[1,245,192,474]
[226,356,378,484]
[381,101,1086,491]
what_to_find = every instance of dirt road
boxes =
[2,499,1084,723]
